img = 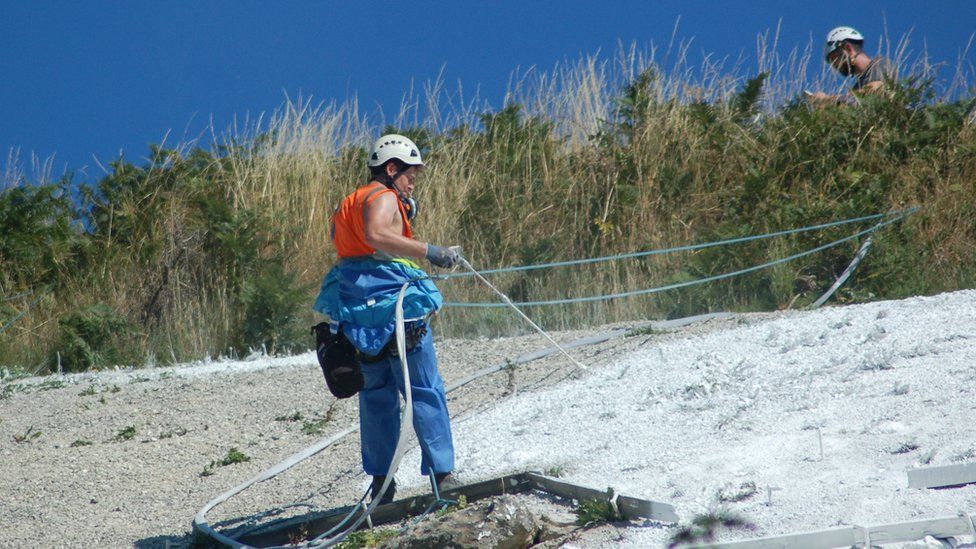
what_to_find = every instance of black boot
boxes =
[370,475,396,505]
[433,472,460,494]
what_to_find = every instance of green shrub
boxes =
[240,263,308,355]
[55,303,130,372]
[0,180,83,288]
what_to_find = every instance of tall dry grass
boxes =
[2,34,974,371]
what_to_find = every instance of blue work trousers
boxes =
[359,329,454,477]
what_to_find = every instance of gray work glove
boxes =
[425,244,460,269]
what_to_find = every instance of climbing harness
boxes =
[358,321,428,363]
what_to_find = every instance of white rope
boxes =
[457,255,587,371]
[812,235,873,308]
[192,310,723,545]
[304,281,416,548]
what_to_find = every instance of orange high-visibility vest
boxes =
[331,182,413,259]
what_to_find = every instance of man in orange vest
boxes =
[313,134,459,504]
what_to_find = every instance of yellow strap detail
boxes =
[392,258,421,269]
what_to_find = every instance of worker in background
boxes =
[807,26,896,106]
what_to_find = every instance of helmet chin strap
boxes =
[378,167,418,221]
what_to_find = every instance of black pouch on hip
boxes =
[311,322,364,399]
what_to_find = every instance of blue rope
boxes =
[444,212,910,308]
[435,208,916,280]
[2,290,34,303]
[0,291,48,334]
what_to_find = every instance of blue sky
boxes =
[2,1,974,181]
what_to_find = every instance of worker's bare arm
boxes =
[363,192,428,259]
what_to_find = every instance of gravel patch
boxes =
[0,314,739,548]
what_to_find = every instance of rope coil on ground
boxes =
[195,282,418,549]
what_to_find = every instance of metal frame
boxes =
[195,472,678,548]
[908,461,976,490]
[700,513,976,548]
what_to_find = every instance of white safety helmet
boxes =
[824,26,865,60]
[366,134,424,168]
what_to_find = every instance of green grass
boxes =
[219,447,251,466]
[201,447,252,477]
[335,529,400,549]
[301,418,330,435]
[113,426,137,442]
[575,491,623,526]
[70,439,94,447]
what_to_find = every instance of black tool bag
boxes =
[311,322,364,399]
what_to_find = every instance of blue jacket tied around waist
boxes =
[313,259,442,356]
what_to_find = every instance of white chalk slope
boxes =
[405,290,976,546]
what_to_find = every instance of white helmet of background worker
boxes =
[824,26,865,60]
[366,134,424,168]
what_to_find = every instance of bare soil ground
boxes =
[0,315,747,548]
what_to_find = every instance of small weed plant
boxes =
[434,494,468,518]
[301,418,330,435]
[576,491,623,526]
[543,466,565,478]
[201,447,251,477]
[113,426,137,442]
[13,425,41,443]
[275,411,304,422]
[220,447,251,466]
[37,380,66,391]
[667,509,756,548]
[336,529,399,549]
